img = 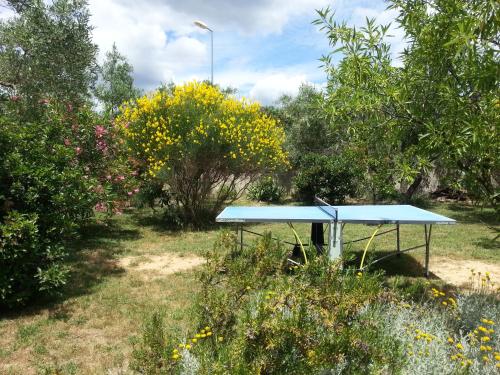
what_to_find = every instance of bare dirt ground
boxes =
[431,256,500,287]
[119,253,205,279]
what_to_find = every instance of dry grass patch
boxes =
[119,253,205,280]
[431,256,500,287]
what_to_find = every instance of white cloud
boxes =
[0,3,16,20]
[150,0,331,35]
[3,1,400,100]
[86,0,334,93]
[212,63,324,105]
[249,73,308,105]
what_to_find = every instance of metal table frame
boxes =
[218,202,454,277]
[233,222,434,277]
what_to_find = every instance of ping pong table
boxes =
[216,199,455,277]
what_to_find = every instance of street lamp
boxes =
[194,20,213,85]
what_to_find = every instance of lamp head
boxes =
[194,20,211,31]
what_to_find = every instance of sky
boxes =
[1,0,406,105]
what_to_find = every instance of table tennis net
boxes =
[314,196,338,222]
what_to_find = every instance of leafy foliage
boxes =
[133,232,500,374]
[0,99,135,307]
[133,231,402,374]
[0,0,98,106]
[94,43,141,117]
[274,84,330,166]
[0,211,68,307]
[131,311,175,375]
[314,1,499,205]
[247,176,285,203]
[391,0,499,207]
[314,11,405,202]
[293,153,363,204]
[117,81,288,225]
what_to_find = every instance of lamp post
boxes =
[194,20,213,85]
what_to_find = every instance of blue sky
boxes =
[1,0,405,104]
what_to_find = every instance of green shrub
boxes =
[131,311,175,375]
[0,99,135,307]
[133,229,500,374]
[134,232,402,374]
[293,152,362,204]
[247,176,285,202]
[0,211,68,306]
[117,81,288,226]
[368,286,500,374]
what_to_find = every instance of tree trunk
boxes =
[404,171,424,202]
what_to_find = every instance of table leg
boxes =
[396,223,401,257]
[240,225,243,252]
[424,224,432,277]
[328,221,342,260]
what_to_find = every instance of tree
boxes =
[117,81,288,226]
[274,84,330,166]
[391,0,499,207]
[94,43,141,117]
[0,0,98,106]
[315,2,498,206]
[314,10,406,201]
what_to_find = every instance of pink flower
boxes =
[95,125,107,139]
[38,98,49,105]
[94,202,106,212]
[131,170,139,176]
[116,175,125,181]
[127,191,133,196]
[106,175,112,180]
[64,138,71,146]
[133,188,140,193]
[75,147,82,155]
[10,95,21,101]
[96,140,108,152]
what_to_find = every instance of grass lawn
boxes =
[0,202,498,374]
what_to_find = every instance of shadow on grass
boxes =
[129,208,226,234]
[0,219,141,319]
[446,203,499,225]
[64,220,142,293]
[474,237,500,250]
[346,250,439,279]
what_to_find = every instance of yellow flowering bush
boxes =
[117,81,287,224]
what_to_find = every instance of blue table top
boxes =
[216,205,456,224]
